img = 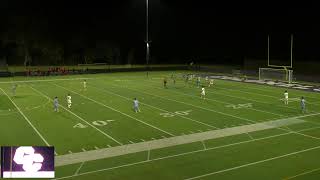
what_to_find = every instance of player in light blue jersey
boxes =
[12,84,17,96]
[301,96,306,113]
[196,77,201,88]
[133,98,140,113]
[53,96,59,112]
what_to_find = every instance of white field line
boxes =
[238,82,320,101]
[54,116,308,167]
[54,125,320,180]
[53,83,174,136]
[116,85,256,124]
[154,83,286,118]
[28,85,123,145]
[215,85,320,108]
[0,88,51,147]
[184,145,320,180]
[145,79,297,116]
[90,83,218,129]
[74,162,85,175]
[0,77,94,84]
[283,167,320,180]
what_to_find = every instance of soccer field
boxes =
[1,71,320,180]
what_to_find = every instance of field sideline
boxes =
[1,71,320,179]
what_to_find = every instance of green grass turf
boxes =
[0,71,320,179]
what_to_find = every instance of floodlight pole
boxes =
[290,34,293,68]
[146,0,150,77]
[267,35,270,67]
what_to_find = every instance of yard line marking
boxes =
[283,167,320,180]
[147,149,151,161]
[28,85,123,145]
[55,117,307,167]
[292,131,320,140]
[239,83,320,103]
[146,79,290,117]
[122,85,255,124]
[201,141,206,150]
[213,86,318,111]
[246,133,254,140]
[94,146,99,150]
[74,162,85,175]
[54,126,320,180]
[0,88,51,147]
[185,145,320,180]
[91,83,218,129]
[53,83,174,136]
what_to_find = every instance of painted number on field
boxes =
[73,120,115,129]
[160,110,192,118]
[225,103,252,109]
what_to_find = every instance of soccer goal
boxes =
[259,67,293,83]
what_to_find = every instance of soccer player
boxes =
[196,76,201,88]
[171,74,176,85]
[301,96,306,113]
[53,97,59,112]
[133,98,140,113]
[284,90,289,105]
[83,80,87,91]
[67,94,72,108]
[209,79,214,87]
[163,77,167,88]
[201,87,206,99]
[11,84,17,96]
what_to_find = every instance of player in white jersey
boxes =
[201,87,206,99]
[284,90,289,105]
[83,80,87,91]
[67,94,72,108]
[209,79,214,87]
[133,98,140,113]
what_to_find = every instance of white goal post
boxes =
[259,68,293,83]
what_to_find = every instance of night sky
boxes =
[0,0,320,65]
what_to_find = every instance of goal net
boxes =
[259,68,293,83]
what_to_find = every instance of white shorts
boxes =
[68,100,72,104]
[201,92,205,96]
